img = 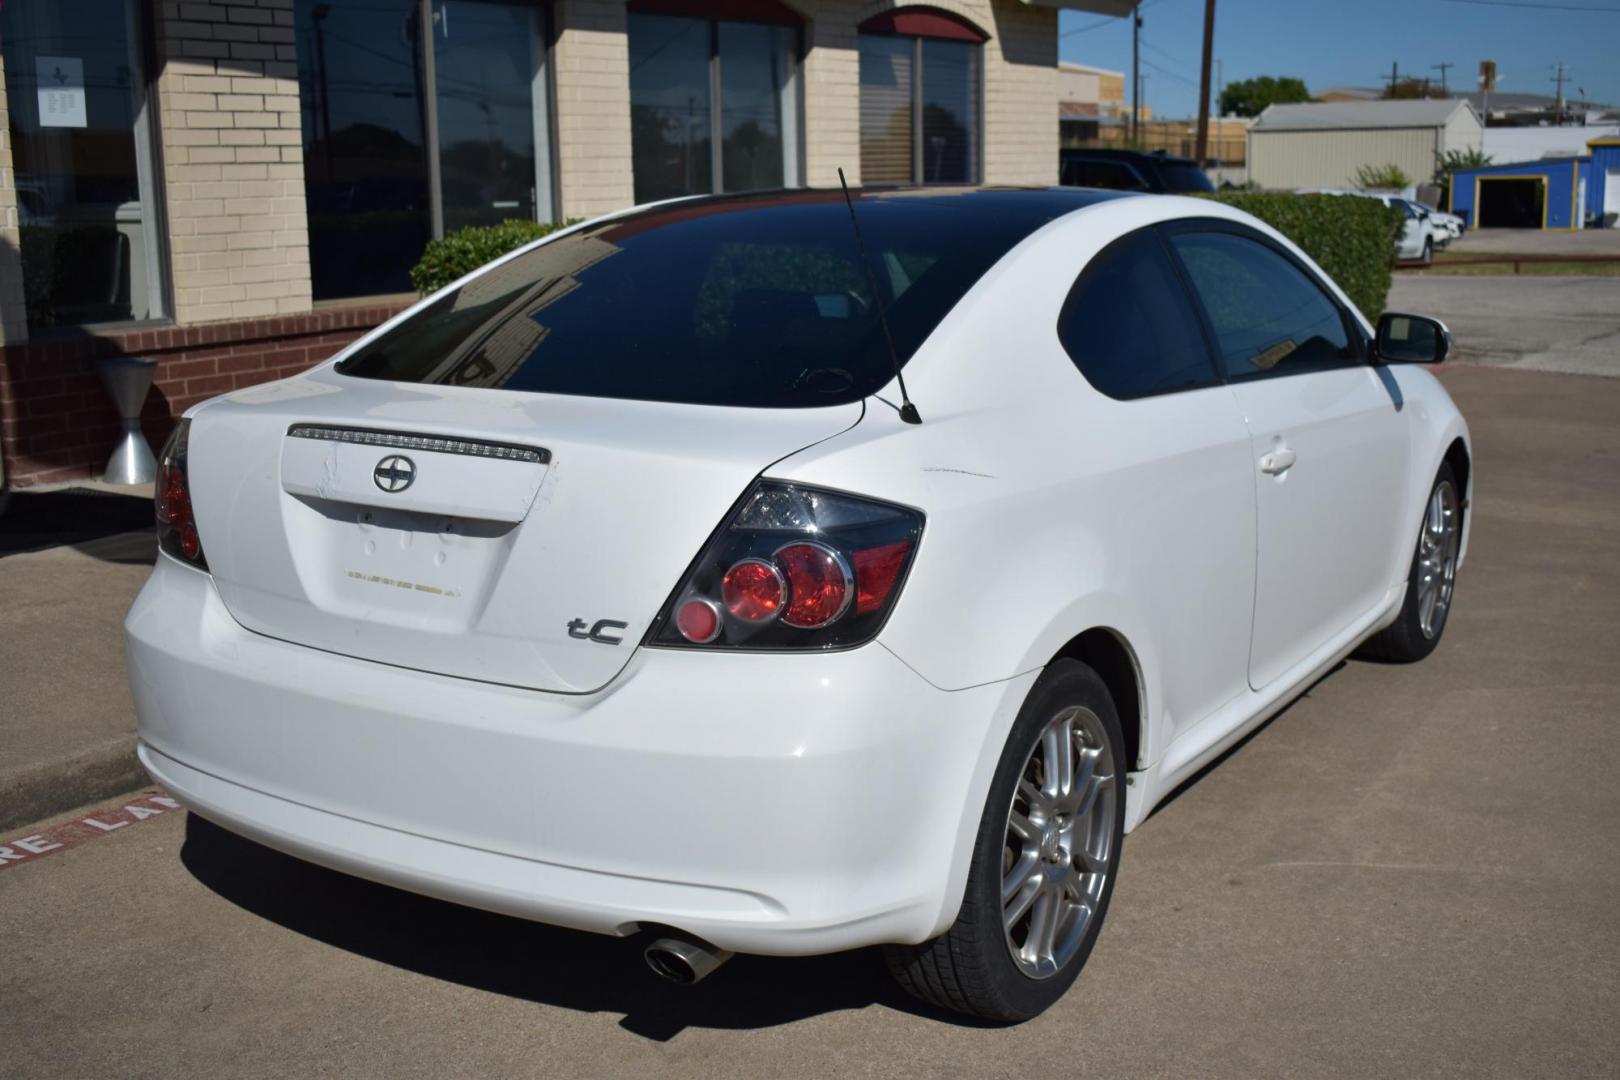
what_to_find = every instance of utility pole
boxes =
[1551,62,1567,125]
[1432,61,1453,95]
[1383,60,1400,95]
[1194,0,1216,166]
[1131,8,1142,146]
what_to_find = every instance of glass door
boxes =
[429,0,554,234]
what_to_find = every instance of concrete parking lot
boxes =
[3,280,1618,1077]
[1388,275,1620,378]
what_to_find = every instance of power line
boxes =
[1060,14,1119,36]
[1060,0,1171,38]
[1141,56,1198,88]
[1141,37,1190,68]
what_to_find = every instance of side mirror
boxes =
[1375,312,1451,365]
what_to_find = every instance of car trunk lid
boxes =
[185,369,862,693]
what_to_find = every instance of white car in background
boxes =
[1301,189,1447,262]
[1421,203,1466,241]
[127,188,1471,1022]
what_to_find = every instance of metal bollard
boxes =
[95,355,159,485]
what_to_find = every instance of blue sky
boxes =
[1058,0,1620,119]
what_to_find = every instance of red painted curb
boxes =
[0,789,178,871]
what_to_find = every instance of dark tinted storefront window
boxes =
[718,21,789,194]
[858,16,981,186]
[918,40,976,184]
[1,0,166,329]
[294,0,554,301]
[628,11,799,205]
[434,1,547,234]
[628,14,712,202]
[296,0,431,299]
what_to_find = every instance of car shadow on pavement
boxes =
[0,487,155,562]
[180,814,993,1038]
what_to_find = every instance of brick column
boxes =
[978,0,1057,187]
[0,48,27,347]
[153,0,313,324]
[552,0,635,219]
[799,1,862,188]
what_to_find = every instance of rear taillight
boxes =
[156,419,208,570]
[649,481,922,650]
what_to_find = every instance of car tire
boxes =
[1357,462,1462,663]
[885,658,1126,1023]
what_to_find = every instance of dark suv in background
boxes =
[1059,149,1215,194]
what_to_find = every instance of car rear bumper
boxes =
[127,556,1034,955]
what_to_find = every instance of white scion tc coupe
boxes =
[128,187,1470,1022]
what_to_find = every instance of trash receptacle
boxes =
[95,355,159,485]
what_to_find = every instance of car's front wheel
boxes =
[885,659,1125,1022]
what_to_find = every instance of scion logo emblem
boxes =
[373,455,416,493]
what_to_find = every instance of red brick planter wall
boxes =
[0,303,410,488]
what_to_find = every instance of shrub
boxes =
[1200,192,1406,318]
[1352,162,1411,190]
[410,218,579,295]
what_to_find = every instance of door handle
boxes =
[1259,446,1297,476]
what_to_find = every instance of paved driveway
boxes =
[1389,275,1620,377]
[1442,227,1620,257]
[3,365,1617,1078]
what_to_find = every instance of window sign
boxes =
[35,56,88,128]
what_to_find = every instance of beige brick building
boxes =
[1,0,1104,487]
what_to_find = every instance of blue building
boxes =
[1449,137,1620,229]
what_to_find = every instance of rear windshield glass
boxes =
[337,190,1083,408]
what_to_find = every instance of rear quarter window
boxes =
[1058,228,1219,399]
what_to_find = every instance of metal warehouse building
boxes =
[1247,99,1483,191]
[1448,137,1620,229]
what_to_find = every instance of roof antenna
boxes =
[837,168,921,425]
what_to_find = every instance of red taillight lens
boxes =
[648,481,922,651]
[722,558,785,622]
[775,543,851,628]
[675,598,722,643]
[853,540,912,615]
[156,419,208,570]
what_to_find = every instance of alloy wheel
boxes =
[1001,706,1117,979]
[1417,479,1460,639]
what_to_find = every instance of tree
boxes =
[1353,162,1412,190]
[1218,76,1310,118]
[1433,147,1492,202]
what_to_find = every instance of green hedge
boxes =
[1198,192,1405,319]
[410,218,579,295]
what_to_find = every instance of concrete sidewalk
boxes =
[0,485,155,831]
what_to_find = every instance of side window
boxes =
[1058,229,1218,399]
[1169,230,1356,381]
[1062,159,1146,191]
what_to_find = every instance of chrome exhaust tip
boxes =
[644,935,734,986]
